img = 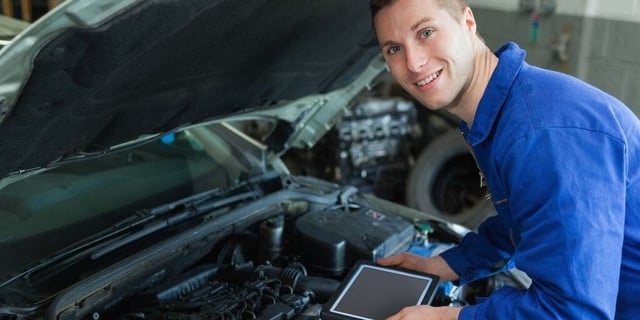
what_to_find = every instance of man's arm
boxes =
[439,213,515,284]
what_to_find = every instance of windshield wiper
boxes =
[89,189,259,259]
[4,173,279,286]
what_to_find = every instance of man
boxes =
[371,0,640,319]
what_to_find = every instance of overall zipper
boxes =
[461,130,492,201]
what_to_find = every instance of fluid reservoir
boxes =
[259,215,285,263]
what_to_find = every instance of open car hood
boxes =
[0,0,382,179]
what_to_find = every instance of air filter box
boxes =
[294,207,414,277]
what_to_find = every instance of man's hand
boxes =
[377,252,460,282]
[386,305,462,320]
[377,253,463,319]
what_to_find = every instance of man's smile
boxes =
[415,69,442,87]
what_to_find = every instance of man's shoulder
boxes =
[515,63,609,104]
[494,41,596,96]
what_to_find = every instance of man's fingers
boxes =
[376,254,405,266]
[386,313,400,320]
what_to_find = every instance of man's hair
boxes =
[370,0,468,21]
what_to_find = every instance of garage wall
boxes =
[468,0,640,115]
[470,0,640,21]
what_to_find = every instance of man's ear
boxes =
[463,7,477,35]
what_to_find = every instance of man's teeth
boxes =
[416,71,441,86]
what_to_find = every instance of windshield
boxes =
[0,127,248,277]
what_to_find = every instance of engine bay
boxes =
[100,177,449,320]
[100,176,470,320]
[0,174,520,320]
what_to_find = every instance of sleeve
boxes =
[440,213,515,283]
[458,128,625,319]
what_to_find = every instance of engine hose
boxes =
[257,265,340,302]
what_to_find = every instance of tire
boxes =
[406,130,495,230]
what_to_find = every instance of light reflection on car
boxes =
[0,15,28,49]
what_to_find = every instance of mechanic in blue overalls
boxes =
[371,0,640,319]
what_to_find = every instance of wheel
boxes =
[406,130,495,230]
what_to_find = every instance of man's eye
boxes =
[420,29,433,38]
[387,46,401,55]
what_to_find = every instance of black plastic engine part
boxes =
[294,207,414,276]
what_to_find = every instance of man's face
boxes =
[374,0,476,111]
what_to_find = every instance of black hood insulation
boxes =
[0,0,379,177]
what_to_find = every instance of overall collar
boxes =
[460,42,526,145]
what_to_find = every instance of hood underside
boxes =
[0,0,380,178]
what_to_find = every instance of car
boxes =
[0,1,521,319]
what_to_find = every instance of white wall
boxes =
[584,0,640,22]
[468,0,519,11]
[469,0,640,22]
[555,0,589,16]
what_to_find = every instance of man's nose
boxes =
[405,46,428,73]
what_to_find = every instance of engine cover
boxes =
[294,207,414,277]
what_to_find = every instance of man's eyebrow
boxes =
[379,40,398,48]
[410,17,432,32]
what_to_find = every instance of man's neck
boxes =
[454,39,499,127]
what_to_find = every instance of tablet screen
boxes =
[324,261,439,320]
